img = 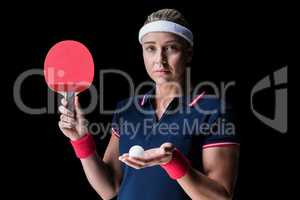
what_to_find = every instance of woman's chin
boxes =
[154,77,174,85]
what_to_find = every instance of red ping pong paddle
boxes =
[44,40,94,112]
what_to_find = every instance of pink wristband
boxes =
[160,149,190,180]
[70,133,96,159]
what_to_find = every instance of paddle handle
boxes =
[65,92,75,113]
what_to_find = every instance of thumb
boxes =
[160,142,175,153]
[75,96,84,117]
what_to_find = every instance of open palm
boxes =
[119,143,175,169]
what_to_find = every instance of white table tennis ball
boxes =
[129,145,144,158]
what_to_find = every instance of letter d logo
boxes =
[251,66,288,133]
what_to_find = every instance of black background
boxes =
[5,1,295,199]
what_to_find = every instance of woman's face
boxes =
[141,32,191,85]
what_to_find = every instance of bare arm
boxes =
[177,146,240,200]
[119,142,239,200]
[58,97,122,200]
[80,135,122,200]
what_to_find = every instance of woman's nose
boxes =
[155,49,167,65]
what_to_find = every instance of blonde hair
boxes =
[144,9,192,48]
[144,9,190,29]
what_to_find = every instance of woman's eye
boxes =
[145,46,155,52]
[165,45,179,52]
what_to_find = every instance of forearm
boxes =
[80,153,118,200]
[177,168,231,200]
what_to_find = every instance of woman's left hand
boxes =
[119,143,175,169]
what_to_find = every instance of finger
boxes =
[59,121,74,129]
[120,157,144,169]
[133,154,169,164]
[58,105,74,117]
[160,142,175,153]
[60,114,75,123]
[130,154,154,163]
[75,96,84,116]
[127,157,148,166]
[121,160,140,169]
[119,154,144,167]
[60,114,76,124]
[119,153,129,160]
[61,98,68,107]
[160,142,173,150]
[118,155,136,167]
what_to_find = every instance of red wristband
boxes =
[70,133,96,159]
[160,149,190,180]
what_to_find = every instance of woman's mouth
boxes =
[154,69,171,75]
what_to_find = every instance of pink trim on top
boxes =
[188,92,205,107]
[140,94,147,106]
[202,142,240,149]
[111,128,120,138]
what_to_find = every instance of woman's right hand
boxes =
[58,96,88,141]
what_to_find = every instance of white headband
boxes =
[138,20,194,46]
